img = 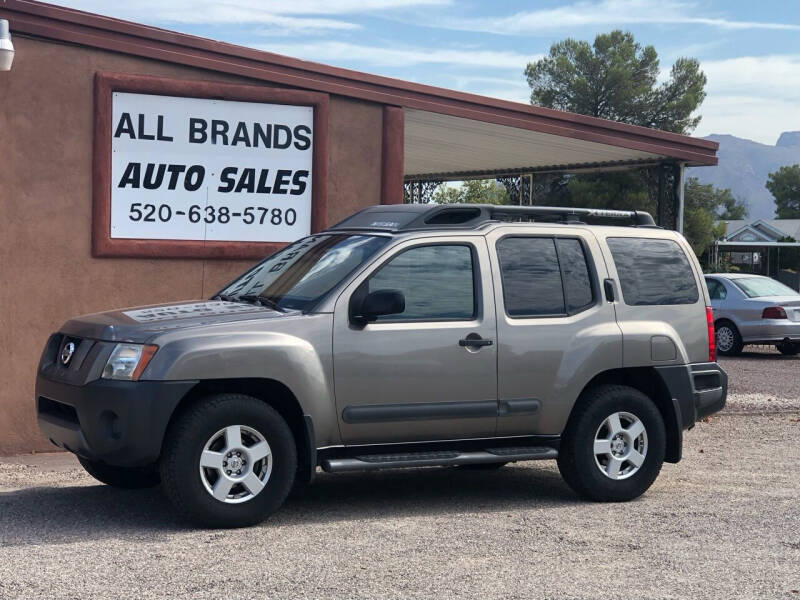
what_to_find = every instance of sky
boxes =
[50,0,800,145]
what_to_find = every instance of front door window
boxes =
[365,244,476,321]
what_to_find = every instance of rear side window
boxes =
[496,237,595,317]
[607,238,699,306]
[706,278,727,300]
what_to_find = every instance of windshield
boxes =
[217,234,389,311]
[731,277,800,298]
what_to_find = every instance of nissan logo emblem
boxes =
[60,342,76,366]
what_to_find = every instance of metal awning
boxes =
[405,109,668,180]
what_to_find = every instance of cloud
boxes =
[694,96,799,146]
[242,0,453,14]
[701,54,800,98]
[46,0,451,32]
[693,55,800,144]
[260,41,532,69]
[174,11,359,30]
[441,0,800,35]
[448,75,534,103]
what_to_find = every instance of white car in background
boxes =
[705,274,800,356]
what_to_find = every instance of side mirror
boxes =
[352,289,405,325]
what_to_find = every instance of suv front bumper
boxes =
[36,374,196,467]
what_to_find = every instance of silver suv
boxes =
[36,204,727,527]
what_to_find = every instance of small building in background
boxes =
[713,219,800,290]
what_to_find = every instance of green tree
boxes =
[524,30,713,252]
[526,30,706,134]
[766,165,800,218]
[682,178,747,256]
[559,171,654,213]
[433,179,510,204]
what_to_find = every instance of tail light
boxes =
[762,306,787,319]
[706,306,716,362]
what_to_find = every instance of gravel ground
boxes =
[1,351,798,599]
[720,346,800,413]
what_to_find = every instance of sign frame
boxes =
[92,72,329,259]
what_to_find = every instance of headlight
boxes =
[102,343,158,380]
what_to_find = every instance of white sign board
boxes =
[110,92,313,242]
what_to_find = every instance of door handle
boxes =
[459,337,493,348]
[603,278,616,302]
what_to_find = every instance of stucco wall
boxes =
[0,36,384,454]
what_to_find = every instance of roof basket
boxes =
[483,205,657,227]
[329,204,657,232]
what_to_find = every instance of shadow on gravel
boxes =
[0,464,577,545]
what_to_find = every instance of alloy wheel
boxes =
[593,411,648,481]
[716,326,735,353]
[198,425,272,504]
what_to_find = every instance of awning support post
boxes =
[656,162,682,231]
[676,162,686,234]
[528,173,534,206]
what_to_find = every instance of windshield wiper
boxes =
[237,294,286,312]
[212,294,238,302]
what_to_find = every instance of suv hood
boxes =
[60,300,286,343]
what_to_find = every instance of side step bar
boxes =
[321,446,557,473]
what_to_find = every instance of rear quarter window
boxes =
[607,237,699,306]
[495,236,595,317]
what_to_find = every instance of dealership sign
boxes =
[110,92,314,243]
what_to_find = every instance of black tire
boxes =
[715,320,744,356]
[557,384,665,502]
[78,457,160,489]
[160,394,297,528]
[457,462,508,470]
[777,342,800,356]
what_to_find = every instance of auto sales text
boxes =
[113,113,312,194]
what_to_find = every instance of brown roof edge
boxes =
[1,0,718,166]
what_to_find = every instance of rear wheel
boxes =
[557,384,665,502]
[715,320,743,356]
[160,394,297,528]
[777,341,800,356]
[78,457,160,489]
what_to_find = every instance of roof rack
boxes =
[329,203,658,233]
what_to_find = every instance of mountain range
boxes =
[687,132,800,220]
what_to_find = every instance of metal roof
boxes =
[721,219,800,241]
[404,109,668,179]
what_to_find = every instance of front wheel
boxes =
[160,394,297,528]
[557,385,665,502]
[777,341,800,356]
